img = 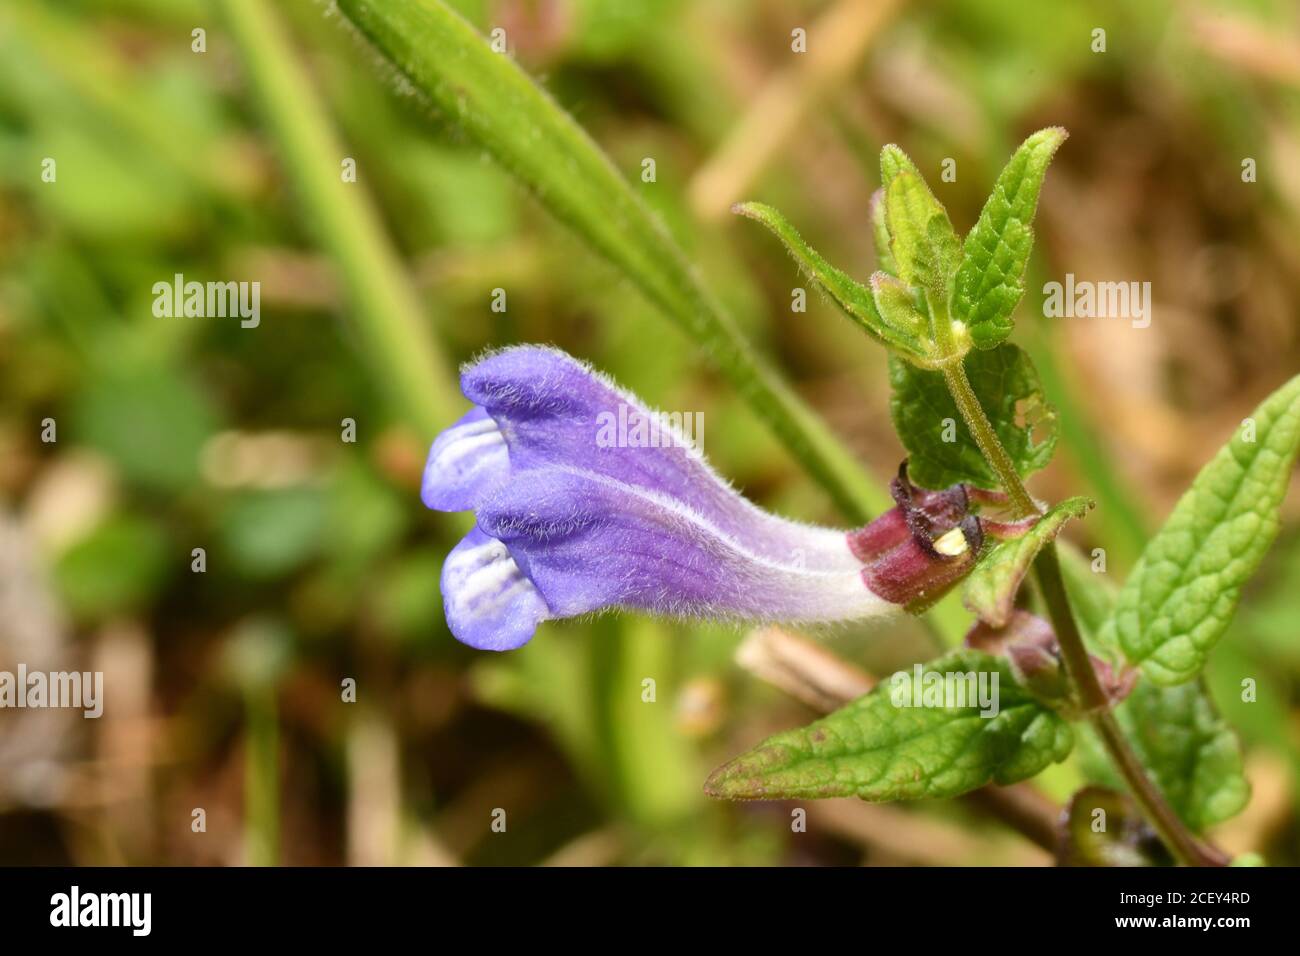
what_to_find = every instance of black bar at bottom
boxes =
[0,864,1281,941]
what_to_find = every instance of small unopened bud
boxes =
[1007,639,1069,701]
[968,611,1067,701]
[966,610,1136,712]
[1094,657,1138,706]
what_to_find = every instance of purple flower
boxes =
[423,346,982,651]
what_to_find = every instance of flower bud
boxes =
[967,610,1138,710]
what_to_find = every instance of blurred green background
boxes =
[1,0,1299,865]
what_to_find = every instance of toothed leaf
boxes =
[1078,681,1249,832]
[1102,375,1300,684]
[952,128,1067,349]
[704,650,1072,802]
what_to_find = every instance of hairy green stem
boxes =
[1092,707,1229,867]
[1035,545,1223,864]
[942,356,1226,866]
[941,361,1038,516]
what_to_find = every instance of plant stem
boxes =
[1093,708,1230,867]
[1036,545,1225,865]
[1033,542,1108,712]
[941,361,1038,517]
[941,356,1227,866]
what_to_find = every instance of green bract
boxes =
[882,168,959,304]
[952,127,1068,350]
[965,497,1094,627]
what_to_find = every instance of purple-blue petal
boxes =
[456,346,857,571]
[475,466,891,625]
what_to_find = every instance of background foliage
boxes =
[1,0,1299,865]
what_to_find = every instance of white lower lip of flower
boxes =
[444,537,543,617]
[432,422,506,470]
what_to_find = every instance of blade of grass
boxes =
[218,0,461,438]
[225,621,290,867]
[331,0,891,523]
[243,680,280,867]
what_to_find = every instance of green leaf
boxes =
[965,497,1094,627]
[879,142,922,188]
[332,0,891,522]
[883,169,960,301]
[952,127,1067,350]
[1078,680,1249,832]
[1102,375,1300,684]
[1058,786,1170,867]
[704,650,1072,802]
[733,202,927,362]
[889,343,1059,490]
[869,188,897,276]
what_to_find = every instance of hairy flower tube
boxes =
[422,346,984,650]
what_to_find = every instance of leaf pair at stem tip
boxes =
[735,127,1067,369]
